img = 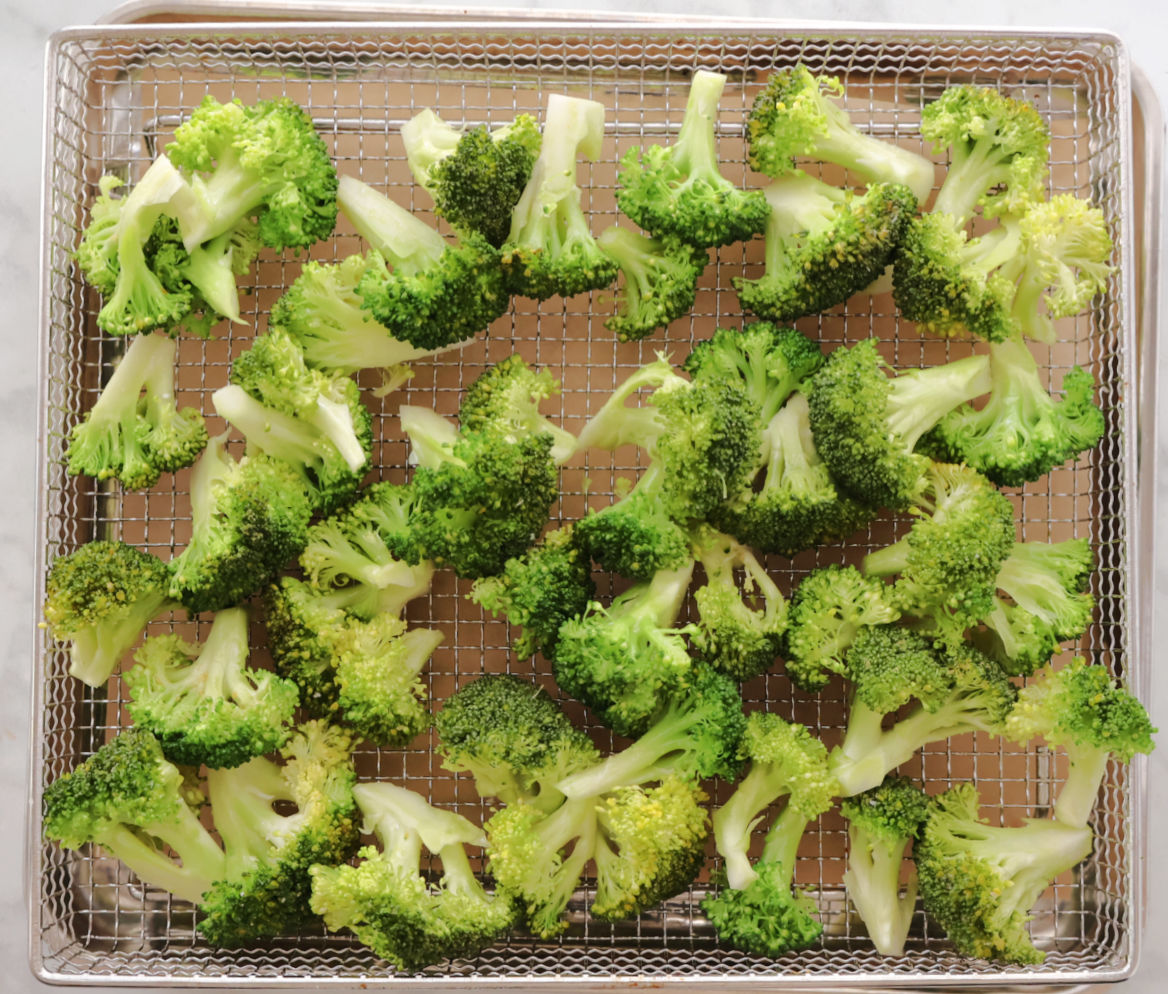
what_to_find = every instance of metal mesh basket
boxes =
[32,17,1147,988]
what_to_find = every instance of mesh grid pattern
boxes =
[33,22,1137,987]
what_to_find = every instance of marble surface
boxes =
[6,0,1165,990]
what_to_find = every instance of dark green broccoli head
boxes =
[844,624,955,716]
[573,488,692,583]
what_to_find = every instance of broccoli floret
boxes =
[167,432,315,614]
[783,564,900,693]
[553,561,696,737]
[500,94,619,299]
[42,727,227,905]
[921,84,1050,224]
[124,606,299,769]
[596,226,707,341]
[830,632,1017,796]
[861,462,1016,646]
[1005,658,1156,829]
[165,95,338,251]
[702,713,838,957]
[402,108,541,248]
[915,782,1093,964]
[434,674,600,811]
[745,65,936,202]
[839,775,929,956]
[712,391,874,557]
[310,780,515,972]
[617,70,770,248]
[688,525,787,682]
[734,174,917,324]
[154,214,264,328]
[469,525,596,662]
[198,720,361,946]
[66,331,207,490]
[573,488,691,584]
[337,175,510,350]
[920,335,1105,487]
[805,338,991,510]
[43,540,176,688]
[971,538,1095,676]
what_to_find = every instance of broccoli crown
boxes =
[309,781,514,972]
[42,728,227,905]
[197,721,361,946]
[689,525,788,682]
[67,332,207,490]
[435,674,600,808]
[43,540,174,689]
[922,84,1050,224]
[861,462,1016,645]
[596,226,707,341]
[920,335,1105,487]
[166,95,338,251]
[124,607,299,769]
[470,525,595,661]
[745,65,936,201]
[806,338,991,510]
[915,782,1093,965]
[845,624,956,715]
[168,433,315,615]
[734,175,917,324]
[573,487,693,583]
[702,858,823,957]
[264,576,349,717]
[840,773,929,847]
[784,564,901,692]
[618,70,770,249]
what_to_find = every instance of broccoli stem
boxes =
[1053,747,1111,829]
[101,812,225,905]
[763,393,819,494]
[885,354,992,451]
[931,141,1022,225]
[183,229,243,322]
[759,804,810,878]
[399,405,462,469]
[187,607,253,700]
[842,824,917,955]
[671,70,727,189]
[574,358,682,453]
[861,539,910,578]
[337,174,447,272]
[68,587,173,688]
[711,761,791,891]
[206,757,297,878]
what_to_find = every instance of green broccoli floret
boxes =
[469,525,595,662]
[617,70,770,249]
[861,462,1016,646]
[921,84,1050,224]
[596,226,707,341]
[712,391,874,557]
[915,782,1093,964]
[839,775,929,956]
[805,338,991,510]
[124,606,299,769]
[66,331,207,490]
[402,108,541,248]
[42,727,227,905]
[688,525,787,682]
[164,95,338,251]
[971,538,1095,676]
[500,94,619,299]
[198,720,361,946]
[829,631,1017,796]
[553,561,696,737]
[574,488,692,584]
[434,674,600,811]
[310,780,515,972]
[167,432,315,615]
[734,173,917,324]
[337,175,510,350]
[745,65,936,202]
[1005,658,1156,829]
[920,335,1105,487]
[43,540,176,688]
[702,713,838,958]
[783,564,901,693]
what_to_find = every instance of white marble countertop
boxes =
[6,1,1165,990]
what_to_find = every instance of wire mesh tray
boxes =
[31,12,1153,989]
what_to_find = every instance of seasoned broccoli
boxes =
[43,540,176,688]
[734,173,916,324]
[617,69,770,248]
[805,338,991,510]
[702,713,838,957]
[596,225,707,341]
[839,775,929,955]
[124,605,297,769]
[746,65,936,202]
[309,780,515,972]
[402,108,541,247]
[66,331,207,490]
